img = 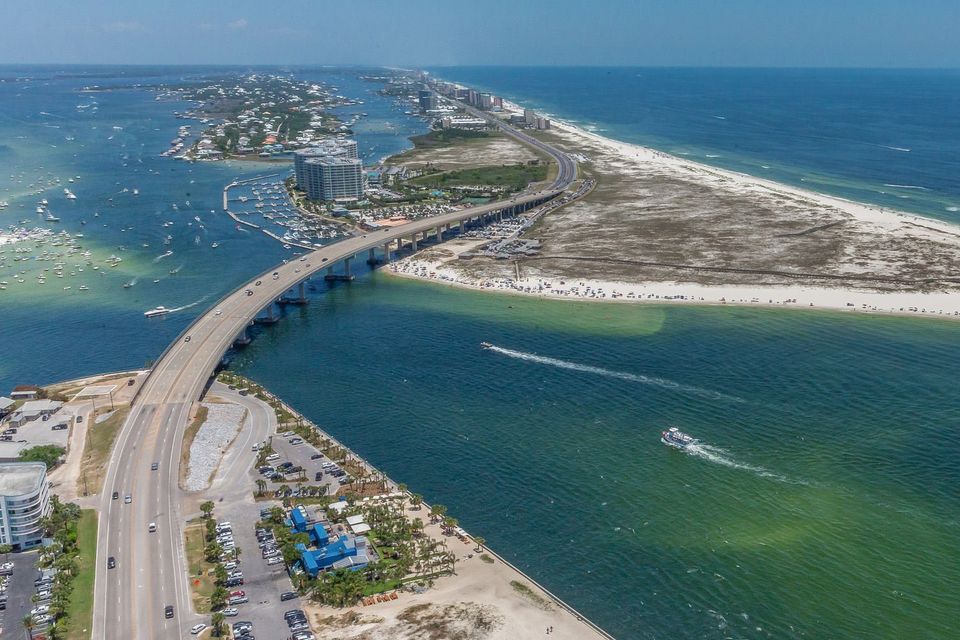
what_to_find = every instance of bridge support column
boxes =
[383,242,391,263]
[298,281,307,302]
[435,226,442,241]
[344,256,352,277]
[459,220,465,233]
[411,235,418,251]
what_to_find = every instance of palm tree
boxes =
[23,615,35,640]
[211,611,225,636]
[200,501,215,519]
[255,478,267,496]
[473,536,485,553]
[429,504,446,523]
[410,494,423,510]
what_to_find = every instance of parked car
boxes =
[280,591,298,601]
[222,607,239,617]
[190,623,207,635]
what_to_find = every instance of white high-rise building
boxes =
[0,462,50,551]
[301,156,364,201]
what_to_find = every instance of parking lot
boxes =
[266,432,352,499]
[0,552,40,636]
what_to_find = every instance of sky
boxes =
[1,0,958,68]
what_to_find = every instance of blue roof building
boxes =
[290,509,307,533]
[308,523,329,548]
[297,535,369,577]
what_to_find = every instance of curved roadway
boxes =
[92,108,577,638]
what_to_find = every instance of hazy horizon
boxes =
[2,0,958,68]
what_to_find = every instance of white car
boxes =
[148,522,157,533]
[215,309,222,316]
[265,453,280,461]
[190,623,207,635]
[31,605,49,616]
[223,561,238,570]
[222,607,239,617]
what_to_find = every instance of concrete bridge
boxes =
[92,108,578,639]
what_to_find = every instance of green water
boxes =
[234,274,960,639]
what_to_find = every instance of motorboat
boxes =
[480,342,493,349]
[144,306,170,318]
[661,427,697,449]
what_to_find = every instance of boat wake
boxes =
[166,296,209,314]
[684,443,800,484]
[486,345,745,403]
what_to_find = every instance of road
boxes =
[92,108,577,638]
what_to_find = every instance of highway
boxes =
[91,105,578,638]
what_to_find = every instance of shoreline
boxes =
[225,374,615,639]
[384,261,960,321]
[499,98,960,235]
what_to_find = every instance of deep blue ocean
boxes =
[427,66,960,222]
[1,66,958,639]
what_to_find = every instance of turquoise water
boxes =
[426,67,960,223]
[1,67,959,639]
[231,276,960,639]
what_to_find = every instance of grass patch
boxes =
[179,405,209,487]
[63,509,97,640]
[185,519,215,613]
[510,580,553,611]
[480,553,495,564]
[408,163,548,192]
[410,129,492,147]
[79,407,129,494]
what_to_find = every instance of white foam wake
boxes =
[486,345,744,403]
[685,443,799,484]
[167,296,209,314]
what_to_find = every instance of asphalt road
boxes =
[91,113,577,639]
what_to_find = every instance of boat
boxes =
[45,212,61,222]
[480,342,493,349]
[661,427,697,449]
[144,306,170,318]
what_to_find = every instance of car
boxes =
[107,556,116,569]
[245,289,253,296]
[299,257,306,262]
[222,607,239,617]
[265,453,280,461]
[321,257,328,262]
[112,491,119,500]
[151,462,158,471]
[229,590,245,598]
[266,556,284,565]
[215,308,222,315]
[36,589,52,599]
[148,522,157,533]
[217,521,232,529]
[227,595,248,605]
[284,609,305,620]
[255,280,261,286]
[190,623,207,635]
[164,604,174,619]
[292,633,315,640]
[124,494,132,503]
[280,591,298,601]
[184,336,191,342]
[314,471,323,481]
[232,621,253,633]
[223,561,238,570]
[127,378,135,386]
[224,578,244,587]
[31,605,49,616]
[310,453,323,460]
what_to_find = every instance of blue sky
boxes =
[1,0,958,67]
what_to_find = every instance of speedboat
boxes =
[144,306,170,318]
[480,342,493,349]
[661,427,697,449]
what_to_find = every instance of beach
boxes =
[383,100,960,320]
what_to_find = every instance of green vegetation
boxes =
[19,444,66,469]
[408,163,548,192]
[480,553,495,564]
[30,499,91,639]
[78,407,129,494]
[63,510,97,640]
[185,520,216,613]
[510,580,553,610]
[410,128,491,147]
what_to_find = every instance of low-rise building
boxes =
[9,386,38,400]
[0,397,14,419]
[7,400,63,428]
[0,462,51,551]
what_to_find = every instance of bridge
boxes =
[92,104,578,638]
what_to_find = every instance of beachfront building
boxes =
[6,399,63,428]
[294,140,359,190]
[0,397,14,420]
[0,462,51,551]
[297,535,370,577]
[299,156,364,202]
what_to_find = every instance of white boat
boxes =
[144,306,170,318]
[661,427,697,449]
